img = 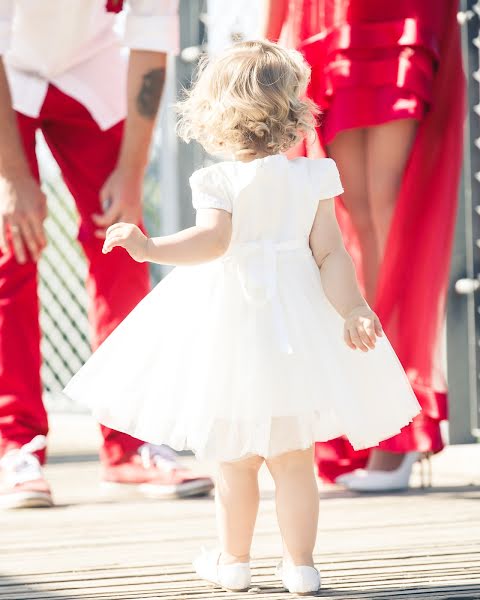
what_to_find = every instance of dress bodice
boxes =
[189,154,343,247]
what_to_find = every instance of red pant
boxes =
[0,85,150,465]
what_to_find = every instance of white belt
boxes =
[223,240,312,354]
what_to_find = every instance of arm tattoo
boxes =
[136,67,166,120]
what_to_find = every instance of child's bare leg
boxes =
[216,455,264,564]
[266,447,318,566]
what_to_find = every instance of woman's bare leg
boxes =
[266,447,318,566]
[327,128,378,304]
[365,118,418,471]
[366,119,418,256]
[216,455,264,564]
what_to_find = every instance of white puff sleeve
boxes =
[308,158,344,201]
[125,1,179,55]
[189,165,233,213]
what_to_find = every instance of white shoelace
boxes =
[0,435,47,485]
[139,443,180,474]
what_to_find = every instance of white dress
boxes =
[64,155,421,462]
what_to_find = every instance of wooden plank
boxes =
[1,442,480,599]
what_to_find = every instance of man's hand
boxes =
[93,167,143,238]
[344,305,383,352]
[0,175,47,264]
[102,222,149,262]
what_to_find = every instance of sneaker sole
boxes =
[0,492,53,510]
[100,479,214,500]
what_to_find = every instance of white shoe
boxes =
[335,452,420,492]
[0,436,53,509]
[193,548,251,592]
[277,561,321,595]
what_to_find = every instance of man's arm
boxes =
[0,57,47,263]
[123,51,167,165]
[93,50,167,236]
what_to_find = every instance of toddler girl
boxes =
[65,40,420,595]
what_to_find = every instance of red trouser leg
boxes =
[0,113,48,462]
[39,86,150,465]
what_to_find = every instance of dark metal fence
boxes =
[447,1,480,442]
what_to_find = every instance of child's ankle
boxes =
[285,553,314,567]
[219,551,250,565]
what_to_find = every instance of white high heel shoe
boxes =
[335,452,430,492]
[193,548,251,592]
[276,561,321,595]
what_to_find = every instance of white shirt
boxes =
[0,0,179,130]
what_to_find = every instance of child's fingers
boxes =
[363,321,377,347]
[374,316,383,337]
[102,240,115,254]
[102,235,125,254]
[106,222,127,237]
[349,328,368,352]
[344,328,356,350]
[357,325,374,350]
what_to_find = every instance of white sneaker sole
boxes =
[0,491,53,509]
[100,479,214,500]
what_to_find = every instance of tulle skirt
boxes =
[64,251,421,462]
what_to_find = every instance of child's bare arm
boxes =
[309,199,383,351]
[102,208,232,266]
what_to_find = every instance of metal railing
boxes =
[447,1,480,442]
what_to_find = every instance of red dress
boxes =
[279,0,465,481]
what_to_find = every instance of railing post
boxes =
[175,0,207,230]
[447,0,480,443]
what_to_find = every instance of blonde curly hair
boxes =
[176,40,319,156]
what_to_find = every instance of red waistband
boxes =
[300,18,439,66]
[322,50,435,102]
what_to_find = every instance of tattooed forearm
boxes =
[136,67,166,119]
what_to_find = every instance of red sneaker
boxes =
[0,436,53,509]
[101,444,214,499]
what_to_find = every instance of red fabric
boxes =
[279,0,465,481]
[0,85,149,466]
[106,0,124,13]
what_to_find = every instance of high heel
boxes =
[418,451,433,488]
[335,452,422,492]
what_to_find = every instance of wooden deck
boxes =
[1,415,480,600]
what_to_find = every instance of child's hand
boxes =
[344,306,383,352]
[102,222,149,262]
